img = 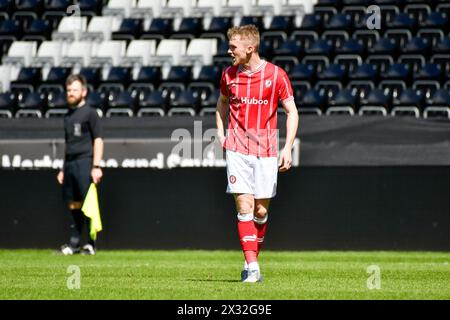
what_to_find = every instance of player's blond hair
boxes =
[227,24,260,53]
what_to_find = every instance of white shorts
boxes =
[226,150,278,199]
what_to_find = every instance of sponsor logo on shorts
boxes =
[229,175,236,184]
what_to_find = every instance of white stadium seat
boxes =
[52,16,88,42]
[121,40,157,66]
[90,40,127,67]
[102,0,137,18]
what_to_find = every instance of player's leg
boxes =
[76,158,96,255]
[234,193,262,282]
[60,161,82,255]
[254,198,270,257]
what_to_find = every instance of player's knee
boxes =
[68,201,82,210]
[237,202,254,214]
[254,204,268,219]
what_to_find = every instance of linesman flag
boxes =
[82,183,103,241]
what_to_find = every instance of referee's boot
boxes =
[80,244,96,255]
[60,244,80,255]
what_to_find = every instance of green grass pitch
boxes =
[0,250,449,300]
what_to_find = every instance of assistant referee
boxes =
[57,74,104,255]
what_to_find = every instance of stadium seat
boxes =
[2,41,37,68]
[137,89,168,117]
[391,89,424,117]
[60,41,94,68]
[22,19,52,44]
[52,16,88,42]
[290,30,318,50]
[327,89,359,115]
[103,0,137,18]
[180,39,217,66]
[112,18,144,42]
[105,91,136,117]
[168,89,200,116]
[199,89,219,116]
[15,91,45,118]
[148,39,187,67]
[31,41,65,68]
[120,39,157,67]
[172,17,204,40]
[45,91,69,118]
[80,16,121,42]
[0,92,14,118]
[359,88,392,116]
[191,0,224,17]
[132,66,162,88]
[297,89,327,115]
[141,17,174,41]
[220,0,253,17]
[90,40,127,67]
[423,89,450,119]
[161,0,196,18]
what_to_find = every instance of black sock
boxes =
[69,209,85,249]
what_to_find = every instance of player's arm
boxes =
[216,94,230,147]
[91,137,104,184]
[279,99,299,172]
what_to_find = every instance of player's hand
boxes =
[57,170,64,184]
[278,147,292,172]
[91,168,103,184]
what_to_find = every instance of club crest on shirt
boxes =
[229,175,237,184]
[265,80,272,87]
[74,123,81,137]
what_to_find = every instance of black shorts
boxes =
[62,158,92,203]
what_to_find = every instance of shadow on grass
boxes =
[187,279,242,283]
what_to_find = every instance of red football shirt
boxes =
[220,60,294,157]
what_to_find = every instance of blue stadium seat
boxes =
[45,0,72,11]
[359,88,392,116]
[168,89,200,116]
[206,17,232,34]
[0,92,15,118]
[45,91,69,118]
[273,39,303,57]
[142,18,174,41]
[79,67,102,90]
[289,63,315,82]
[106,91,137,117]
[192,65,221,87]
[334,39,365,55]
[113,19,144,42]
[22,19,52,43]
[16,91,45,118]
[299,14,323,34]
[423,88,450,119]
[297,89,327,115]
[326,13,352,30]
[165,66,192,86]
[199,89,220,116]
[391,89,425,117]
[173,17,204,39]
[133,66,162,89]
[290,30,318,50]
[267,15,294,33]
[86,91,106,115]
[137,89,168,117]
[0,20,21,40]
[327,89,359,115]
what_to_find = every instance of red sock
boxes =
[254,219,268,257]
[237,215,258,263]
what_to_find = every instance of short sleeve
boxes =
[277,68,294,104]
[220,69,229,97]
[89,107,102,139]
